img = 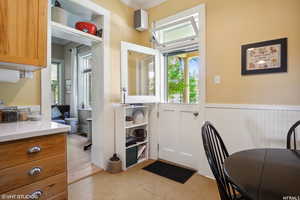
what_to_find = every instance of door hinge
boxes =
[157,111,159,118]
[157,144,160,152]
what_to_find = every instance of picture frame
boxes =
[241,38,287,75]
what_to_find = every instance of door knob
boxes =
[193,112,199,117]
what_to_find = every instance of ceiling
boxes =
[120,0,167,9]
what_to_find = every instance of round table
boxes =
[224,149,300,200]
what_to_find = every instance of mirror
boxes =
[128,50,155,96]
[121,42,159,103]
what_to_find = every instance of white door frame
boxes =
[41,0,111,169]
[120,41,160,104]
[154,4,207,173]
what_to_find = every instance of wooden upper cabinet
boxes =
[0,0,48,68]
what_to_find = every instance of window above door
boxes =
[152,14,199,53]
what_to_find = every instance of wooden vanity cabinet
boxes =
[0,0,48,68]
[0,133,67,200]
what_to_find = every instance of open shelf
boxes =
[116,104,150,170]
[125,105,149,109]
[58,0,102,19]
[51,21,102,46]
[126,140,148,149]
[125,122,148,129]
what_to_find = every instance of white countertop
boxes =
[0,121,70,142]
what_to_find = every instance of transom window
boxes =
[152,14,199,53]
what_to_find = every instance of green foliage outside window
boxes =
[167,56,185,103]
[167,55,199,104]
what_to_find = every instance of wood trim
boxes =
[37,0,48,67]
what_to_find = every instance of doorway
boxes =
[41,0,111,183]
[50,41,101,183]
[158,50,201,170]
[153,5,206,171]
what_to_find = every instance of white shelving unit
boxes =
[115,104,150,170]
[51,21,102,46]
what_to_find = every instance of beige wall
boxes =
[0,72,41,106]
[0,44,64,106]
[92,0,144,101]
[2,0,299,106]
[143,0,300,105]
[52,43,65,60]
[0,0,143,105]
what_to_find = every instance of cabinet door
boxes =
[0,0,47,67]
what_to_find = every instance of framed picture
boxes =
[241,38,287,75]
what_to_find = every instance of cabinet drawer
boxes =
[1,173,67,200]
[0,134,66,170]
[0,154,66,194]
[48,192,68,200]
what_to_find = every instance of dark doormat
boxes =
[143,161,196,184]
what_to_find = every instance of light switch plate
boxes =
[214,75,221,84]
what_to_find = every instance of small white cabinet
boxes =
[115,104,150,170]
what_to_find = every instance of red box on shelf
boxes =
[75,22,97,35]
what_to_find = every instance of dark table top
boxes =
[224,149,300,200]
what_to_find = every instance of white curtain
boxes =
[64,43,78,118]
[70,47,78,118]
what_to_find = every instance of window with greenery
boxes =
[166,51,199,104]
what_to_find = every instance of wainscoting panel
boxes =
[205,104,300,155]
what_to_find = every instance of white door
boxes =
[158,103,202,169]
[120,42,160,104]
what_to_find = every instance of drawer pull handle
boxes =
[29,190,43,199]
[28,146,41,154]
[28,167,42,176]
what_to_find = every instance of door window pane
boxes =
[127,50,155,96]
[167,50,199,104]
